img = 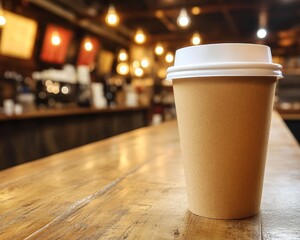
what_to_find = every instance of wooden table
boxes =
[0,112,299,239]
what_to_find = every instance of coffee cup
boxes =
[167,43,283,219]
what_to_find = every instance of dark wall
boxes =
[284,120,300,144]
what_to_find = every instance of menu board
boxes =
[40,24,73,64]
[77,37,100,66]
[0,11,38,59]
[97,50,114,74]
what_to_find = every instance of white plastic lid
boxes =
[166,43,283,81]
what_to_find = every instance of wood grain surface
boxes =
[0,112,299,239]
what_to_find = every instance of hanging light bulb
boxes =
[105,4,120,27]
[51,31,61,46]
[134,67,144,77]
[118,49,128,61]
[0,15,5,26]
[191,6,201,15]
[165,52,174,63]
[117,62,129,75]
[134,28,146,44]
[132,60,140,69]
[177,8,191,28]
[84,38,93,51]
[155,43,164,55]
[141,57,149,68]
[191,32,202,45]
[257,28,267,39]
[0,1,6,27]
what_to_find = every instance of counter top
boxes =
[0,112,299,239]
[275,107,300,120]
[0,106,149,122]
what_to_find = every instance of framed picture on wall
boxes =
[0,11,38,59]
[77,37,100,66]
[40,24,73,64]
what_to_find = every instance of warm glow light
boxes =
[52,82,60,94]
[132,60,140,68]
[141,58,149,68]
[177,8,191,28]
[118,49,128,61]
[134,67,144,77]
[165,52,174,63]
[84,39,93,51]
[0,2,5,27]
[117,62,129,75]
[155,43,164,55]
[134,28,146,44]
[51,32,61,46]
[45,80,53,87]
[191,32,201,45]
[47,86,53,93]
[0,15,6,26]
[257,28,267,39]
[191,6,201,15]
[105,4,119,27]
[157,68,167,78]
[61,86,70,94]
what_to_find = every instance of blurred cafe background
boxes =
[0,0,299,170]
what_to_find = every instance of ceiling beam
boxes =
[120,2,262,19]
[54,0,135,38]
[218,0,240,37]
[27,0,131,46]
[155,10,177,32]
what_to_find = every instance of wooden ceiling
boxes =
[29,0,300,56]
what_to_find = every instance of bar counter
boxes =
[0,106,149,122]
[0,112,299,239]
[0,106,149,169]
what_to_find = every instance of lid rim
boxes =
[168,62,282,74]
[166,69,283,81]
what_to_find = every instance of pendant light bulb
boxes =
[134,28,146,44]
[134,67,144,77]
[257,28,267,39]
[118,49,128,61]
[117,62,129,75]
[84,38,93,51]
[0,1,5,27]
[0,15,6,26]
[51,31,61,46]
[105,4,120,27]
[155,43,164,55]
[165,52,174,63]
[141,57,149,68]
[191,32,202,45]
[177,8,191,28]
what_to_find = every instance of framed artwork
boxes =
[0,10,38,59]
[77,37,100,66]
[40,24,73,64]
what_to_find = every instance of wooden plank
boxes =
[261,112,300,239]
[0,112,299,239]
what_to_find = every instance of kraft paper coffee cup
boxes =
[167,44,283,219]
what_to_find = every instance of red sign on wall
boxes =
[77,37,100,66]
[40,24,73,64]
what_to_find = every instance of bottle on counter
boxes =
[91,83,107,108]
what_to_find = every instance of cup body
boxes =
[173,76,277,219]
